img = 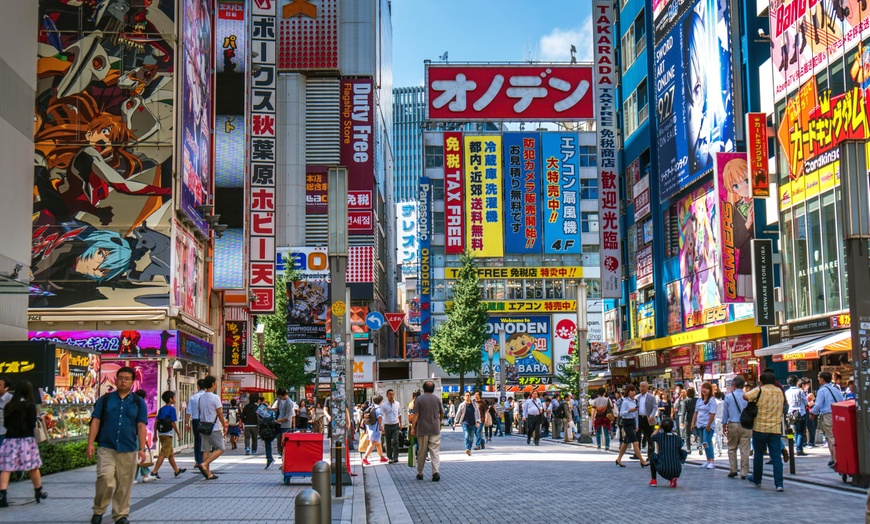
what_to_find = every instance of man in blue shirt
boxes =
[86,366,148,524]
[812,371,845,469]
[722,375,750,479]
[785,375,809,456]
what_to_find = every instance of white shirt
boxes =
[0,391,12,436]
[186,390,203,419]
[379,400,402,425]
[637,393,651,417]
[198,391,223,430]
[695,397,717,428]
[619,397,638,420]
[522,398,543,417]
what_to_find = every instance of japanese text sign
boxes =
[503,132,542,254]
[425,64,594,121]
[444,132,465,254]
[746,112,770,197]
[633,174,651,222]
[541,133,581,254]
[340,77,375,235]
[397,202,419,277]
[418,177,432,357]
[306,165,329,214]
[224,320,248,367]
[464,136,505,257]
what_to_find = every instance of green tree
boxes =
[259,271,315,392]
[555,330,581,396]
[429,250,489,391]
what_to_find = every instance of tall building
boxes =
[393,86,426,204]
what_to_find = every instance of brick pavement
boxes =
[371,430,866,524]
[0,439,362,524]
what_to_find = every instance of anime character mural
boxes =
[715,153,754,302]
[678,184,722,328]
[32,0,176,308]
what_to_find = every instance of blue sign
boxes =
[541,133,581,254]
[365,311,385,330]
[418,177,432,357]
[503,132,542,254]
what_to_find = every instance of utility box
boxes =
[832,399,858,482]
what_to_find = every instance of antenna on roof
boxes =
[570,44,577,64]
[439,51,448,62]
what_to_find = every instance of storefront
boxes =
[757,315,855,383]
[226,354,277,405]
[628,350,670,390]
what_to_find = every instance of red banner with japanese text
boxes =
[745,112,770,197]
[444,132,464,254]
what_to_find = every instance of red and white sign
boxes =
[218,2,244,20]
[746,112,770,197]
[277,0,338,70]
[340,77,375,235]
[593,0,621,299]
[348,190,372,210]
[348,211,373,231]
[385,313,406,332]
[633,175,650,222]
[425,64,594,121]
[443,131,464,254]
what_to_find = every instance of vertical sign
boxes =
[746,112,770,197]
[752,239,775,326]
[633,175,651,221]
[503,132,542,254]
[444,132,465,254]
[340,78,375,235]
[542,133,581,254]
[464,136,505,257]
[249,0,278,313]
[397,202,419,277]
[305,166,329,214]
[418,177,432,357]
[715,152,754,303]
[594,0,622,298]
[224,320,248,367]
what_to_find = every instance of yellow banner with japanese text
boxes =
[464,136,504,257]
[446,300,578,313]
[444,266,583,280]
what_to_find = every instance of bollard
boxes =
[787,430,796,475]
[295,488,321,524]
[407,433,415,467]
[333,440,344,498]
[312,461,331,524]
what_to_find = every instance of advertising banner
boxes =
[474,300,579,313]
[249,0,278,313]
[677,183,723,330]
[215,115,246,188]
[286,280,329,344]
[216,1,246,74]
[444,266,583,280]
[636,244,654,288]
[752,239,776,326]
[655,0,735,200]
[666,281,684,334]
[542,132,581,254]
[483,316,553,378]
[746,112,770,197]
[670,346,693,366]
[179,332,214,366]
[637,302,656,339]
[503,132,543,253]
[306,166,329,215]
[30,330,179,358]
[634,175,651,221]
[340,78,375,235]
[277,0,339,70]
[552,314,576,376]
[276,247,330,279]
[425,64,594,121]
[715,152,754,303]
[593,0,622,298]
[444,132,465,254]
[224,320,248,367]
[419,177,432,356]
[464,136,505,257]
[654,0,696,43]
[769,0,870,102]
[397,202,419,277]
[0,342,68,399]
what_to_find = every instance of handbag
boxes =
[605,401,615,422]
[34,417,49,444]
[358,430,371,451]
[197,417,218,436]
[138,447,154,468]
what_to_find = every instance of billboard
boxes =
[173,225,205,318]
[503,132,543,254]
[746,112,770,197]
[214,229,246,289]
[425,64,594,121]
[654,0,735,200]
[216,1,246,74]
[715,152,754,303]
[483,316,553,378]
[552,314,577,377]
[677,183,722,330]
[215,115,246,188]
[277,0,339,70]
[464,136,505,257]
[224,320,248,367]
[340,78,375,235]
[444,132,465,254]
[634,175,651,221]
[444,266,583,279]
[666,281,683,334]
[541,133,581,254]
[276,247,330,280]
[593,0,622,298]
[286,281,329,344]
[249,0,278,313]
[419,177,432,357]
[397,203,419,277]
[654,0,696,42]
[769,0,870,102]
[752,239,776,326]
[305,166,329,215]
[30,330,180,359]
[636,244,654,289]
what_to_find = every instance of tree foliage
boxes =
[429,251,489,390]
[259,270,315,392]
[555,329,581,396]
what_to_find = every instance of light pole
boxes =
[499,328,507,397]
[576,281,592,443]
[486,339,496,394]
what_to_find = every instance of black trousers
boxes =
[504,413,512,435]
[638,417,654,457]
[526,415,541,444]
[384,423,400,461]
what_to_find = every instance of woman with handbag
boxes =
[591,387,613,451]
[615,384,648,468]
[0,381,47,507]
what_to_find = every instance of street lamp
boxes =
[576,281,592,443]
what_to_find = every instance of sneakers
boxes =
[151,473,161,480]
[648,479,657,487]
[747,476,761,487]
[174,468,187,477]
[362,458,371,466]
[776,486,784,492]
[727,472,738,478]
[245,448,251,456]
[432,473,440,482]
[379,457,389,463]
[705,462,716,469]
[142,474,156,483]
[265,458,275,469]
[669,478,678,488]
[466,449,471,456]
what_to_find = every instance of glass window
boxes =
[565,280,578,299]
[525,279,543,299]
[432,211,444,235]
[794,204,810,318]
[546,280,564,299]
[782,210,795,320]
[580,179,599,200]
[424,145,443,168]
[821,191,841,311]
[807,199,824,315]
[433,281,447,300]
[578,146,597,167]
[587,278,601,299]
[581,212,599,233]
[507,279,523,299]
[432,183,444,202]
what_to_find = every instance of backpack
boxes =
[740,388,762,430]
[156,407,173,433]
[228,408,239,426]
[554,402,566,419]
[258,409,277,441]
[365,406,378,426]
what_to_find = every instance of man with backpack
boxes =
[744,371,787,491]
[722,376,750,479]
[257,396,279,469]
[150,390,186,480]
[242,395,260,455]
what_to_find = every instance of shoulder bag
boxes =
[740,388,762,430]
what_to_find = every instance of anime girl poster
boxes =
[678,183,723,328]
[715,152,754,302]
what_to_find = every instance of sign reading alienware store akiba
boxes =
[482,316,553,379]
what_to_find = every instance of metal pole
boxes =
[312,461,331,524]
[294,488,321,524]
[577,281,592,443]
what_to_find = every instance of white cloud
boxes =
[538,17,594,62]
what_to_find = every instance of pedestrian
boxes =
[185,379,205,469]
[494,398,504,437]
[514,394,524,435]
[412,381,443,481]
[801,378,816,447]
[0,381,47,508]
[591,387,613,451]
[713,390,725,457]
[684,388,698,452]
[485,401,496,442]
[0,377,12,448]
[87,366,149,524]
[648,417,685,488]
[832,372,844,393]
[132,390,154,485]
[361,395,387,465]
[274,388,297,456]
[674,389,687,442]
[241,395,260,455]
[446,399,456,430]
[196,376,227,481]
[473,391,487,449]
[636,382,657,457]
[454,392,480,455]
[692,382,717,470]
[845,380,857,400]
[744,371,787,491]
[811,371,845,470]
[296,399,310,431]
[150,390,185,480]
[380,389,403,464]
[615,384,648,468]
[658,391,672,421]
[550,394,564,440]
[722,376,751,479]
[522,391,544,446]
[785,375,809,456]
[541,397,551,438]
[256,396,278,468]
[312,402,328,433]
[503,397,513,436]
[226,399,241,450]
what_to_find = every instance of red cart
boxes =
[282,432,324,484]
[832,400,858,483]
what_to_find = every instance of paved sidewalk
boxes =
[0,439,362,524]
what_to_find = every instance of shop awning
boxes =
[754,334,825,357]
[773,330,852,362]
[606,350,641,361]
[225,355,278,380]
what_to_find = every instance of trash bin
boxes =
[832,399,858,482]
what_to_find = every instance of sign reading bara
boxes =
[425,64,594,121]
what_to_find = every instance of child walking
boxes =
[151,391,186,479]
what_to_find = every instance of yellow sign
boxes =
[464,135,504,257]
[331,301,346,316]
[446,300,578,313]
[643,319,761,351]
[444,266,583,280]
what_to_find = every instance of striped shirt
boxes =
[745,385,785,435]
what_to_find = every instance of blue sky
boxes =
[390,0,594,88]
